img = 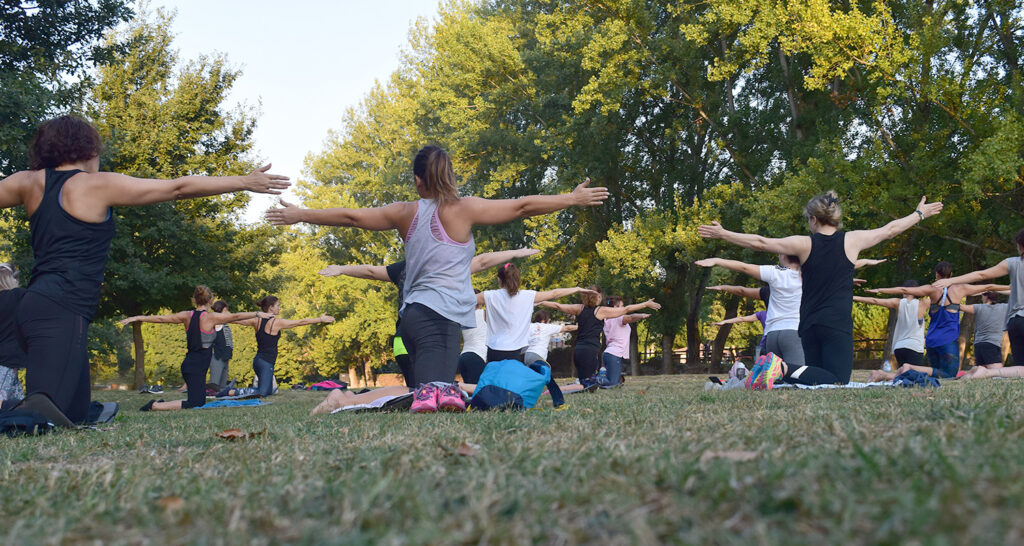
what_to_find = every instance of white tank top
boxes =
[892,297,925,352]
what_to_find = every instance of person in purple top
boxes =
[600,296,651,387]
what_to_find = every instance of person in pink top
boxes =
[600,296,651,387]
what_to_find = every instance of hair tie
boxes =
[503,263,512,270]
[825,195,838,206]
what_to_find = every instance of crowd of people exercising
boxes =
[0,115,1022,423]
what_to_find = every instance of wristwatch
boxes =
[915,209,924,220]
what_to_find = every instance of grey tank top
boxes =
[974,303,1008,346]
[1007,257,1024,326]
[400,199,477,328]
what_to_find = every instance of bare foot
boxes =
[310,389,352,415]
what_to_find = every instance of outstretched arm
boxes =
[697,222,812,262]
[854,258,886,270]
[621,313,651,324]
[933,260,1010,289]
[694,258,761,280]
[713,314,760,327]
[275,315,335,330]
[266,199,411,231]
[960,304,977,315]
[319,264,390,281]
[846,197,942,255]
[955,283,1012,299]
[207,311,270,327]
[96,165,290,207]
[458,179,608,226]
[0,171,31,208]
[537,301,584,315]
[119,311,190,327]
[533,287,596,303]
[707,285,763,300]
[595,300,660,320]
[852,296,900,309]
[869,285,934,297]
[560,324,579,333]
[470,248,540,273]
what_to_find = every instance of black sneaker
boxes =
[139,399,163,412]
[148,385,164,394]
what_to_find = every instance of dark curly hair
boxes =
[29,116,103,170]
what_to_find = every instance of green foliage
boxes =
[0,0,132,173]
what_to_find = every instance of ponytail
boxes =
[803,190,842,228]
[413,145,460,206]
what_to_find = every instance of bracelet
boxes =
[914,209,924,220]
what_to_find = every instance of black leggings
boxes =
[787,324,854,385]
[458,352,486,384]
[400,303,461,385]
[486,347,525,363]
[396,353,413,387]
[181,348,213,409]
[573,344,602,382]
[1008,315,1024,366]
[17,292,91,423]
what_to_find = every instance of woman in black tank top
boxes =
[120,286,268,411]
[0,116,289,423]
[539,286,660,387]
[699,191,942,386]
[219,295,334,398]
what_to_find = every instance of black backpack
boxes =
[0,409,54,436]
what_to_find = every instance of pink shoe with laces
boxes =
[411,384,439,413]
[437,383,466,412]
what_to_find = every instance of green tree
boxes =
[87,9,275,387]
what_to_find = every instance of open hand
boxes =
[916,196,943,219]
[320,314,335,324]
[694,258,718,268]
[265,199,303,226]
[853,278,867,286]
[245,164,291,195]
[516,248,541,258]
[117,317,134,327]
[257,311,275,319]
[571,178,610,207]
[643,299,661,310]
[319,265,344,277]
[697,221,726,239]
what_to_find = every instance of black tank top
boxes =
[28,169,115,320]
[799,231,854,333]
[186,310,213,354]
[576,306,604,347]
[256,317,281,364]
[0,288,27,368]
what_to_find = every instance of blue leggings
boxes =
[253,356,276,397]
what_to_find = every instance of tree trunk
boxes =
[711,297,740,371]
[363,360,376,387]
[132,322,146,388]
[881,307,898,364]
[348,365,360,388]
[958,313,975,371]
[629,323,640,377]
[660,327,676,375]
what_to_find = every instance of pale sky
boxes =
[158,0,442,221]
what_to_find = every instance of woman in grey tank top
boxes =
[266,146,608,412]
[939,228,1024,373]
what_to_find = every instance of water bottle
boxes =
[597,366,608,386]
[882,359,892,372]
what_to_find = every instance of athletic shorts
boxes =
[974,342,1003,367]
[926,342,959,378]
[894,348,924,367]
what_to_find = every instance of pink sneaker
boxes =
[437,383,466,412]
[411,384,439,413]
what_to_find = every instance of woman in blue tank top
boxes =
[266,145,609,412]
[698,191,943,386]
[119,286,270,411]
[0,116,290,423]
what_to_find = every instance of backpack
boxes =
[470,360,550,411]
[0,409,54,436]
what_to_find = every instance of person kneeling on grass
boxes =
[120,286,272,411]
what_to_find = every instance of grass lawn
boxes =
[4,372,1024,544]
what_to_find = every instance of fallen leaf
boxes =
[216,428,246,440]
[156,496,185,511]
[637,390,646,396]
[700,450,759,463]
[456,441,479,457]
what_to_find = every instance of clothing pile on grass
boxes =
[704,353,941,391]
